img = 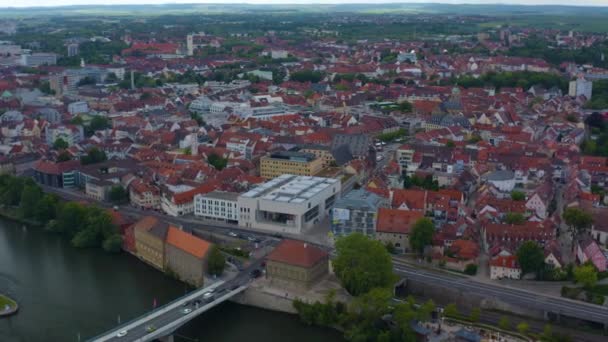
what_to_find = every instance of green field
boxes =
[0,294,17,310]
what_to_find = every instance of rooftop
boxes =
[166,226,211,259]
[266,239,328,268]
[241,174,338,204]
[266,151,317,163]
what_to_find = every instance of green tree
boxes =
[52,202,87,238]
[53,138,69,150]
[443,303,459,318]
[499,316,511,330]
[511,190,525,201]
[410,218,434,255]
[71,227,101,248]
[109,185,129,204]
[516,241,545,276]
[446,140,456,148]
[57,151,72,162]
[505,212,525,225]
[19,183,43,219]
[207,245,226,276]
[574,264,598,288]
[0,176,24,206]
[86,115,111,136]
[81,148,107,165]
[34,194,59,223]
[102,234,123,253]
[517,322,530,335]
[207,153,228,170]
[464,264,478,275]
[469,307,481,322]
[563,207,593,242]
[333,233,395,296]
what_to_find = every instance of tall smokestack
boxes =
[130,70,135,90]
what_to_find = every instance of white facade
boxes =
[238,174,341,234]
[525,193,548,219]
[569,77,593,99]
[68,101,89,115]
[194,191,239,222]
[271,50,289,59]
[45,125,84,146]
[490,264,521,280]
[20,53,57,66]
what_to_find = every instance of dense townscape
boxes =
[2,3,608,342]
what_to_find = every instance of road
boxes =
[393,259,608,326]
[90,258,265,342]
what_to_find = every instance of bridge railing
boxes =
[141,285,249,342]
[87,280,225,342]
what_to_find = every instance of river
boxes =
[0,219,343,342]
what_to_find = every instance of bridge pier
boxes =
[158,334,174,342]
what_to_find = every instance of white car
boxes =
[228,231,238,237]
[116,330,128,338]
[182,308,192,314]
[203,291,214,299]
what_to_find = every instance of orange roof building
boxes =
[165,226,213,287]
[266,240,329,289]
[375,208,425,253]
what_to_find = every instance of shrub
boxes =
[464,264,478,275]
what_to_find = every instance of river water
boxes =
[0,219,342,342]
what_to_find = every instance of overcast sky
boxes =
[2,0,608,7]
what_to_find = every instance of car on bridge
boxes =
[116,330,128,338]
[145,325,156,333]
[182,308,192,315]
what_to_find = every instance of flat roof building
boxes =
[238,174,341,234]
[260,151,323,179]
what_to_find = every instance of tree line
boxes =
[0,175,122,253]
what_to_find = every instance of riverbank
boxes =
[0,207,42,227]
[0,294,18,317]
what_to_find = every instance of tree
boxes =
[511,190,525,201]
[57,151,72,162]
[517,322,530,335]
[53,138,69,150]
[0,176,24,206]
[81,148,107,165]
[574,264,598,288]
[109,185,129,204]
[20,183,43,219]
[505,212,525,225]
[563,207,593,241]
[397,101,412,113]
[207,153,228,170]
[443,303,459,318]
[464,264,478,275]
[102,234,123,253]
[207,245,226,276]
[498,316,511,330]
[34,194,59,223]
[469,307,481,322]
[332,233,395,296]
[87,115,111,135]
[410,218,434,255]
[446,140,456,148]
[517,241,545,276]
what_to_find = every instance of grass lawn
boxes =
[0,294,17,310]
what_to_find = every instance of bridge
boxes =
[89,261,260,342]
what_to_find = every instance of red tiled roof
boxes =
[376,208,424,234]
[490,255,519,269]
[266,239,328,268]
[166,226,211,259]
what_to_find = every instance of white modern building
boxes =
[569,77,593,99]
[238,174,341,234]
[20,53,58,66]
[194,191,239,223]
[45,125,84,146]
[67,101,89,115]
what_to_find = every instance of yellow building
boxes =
[260,151,323,179]
[300,145,335,168]
[133,216,170,270]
